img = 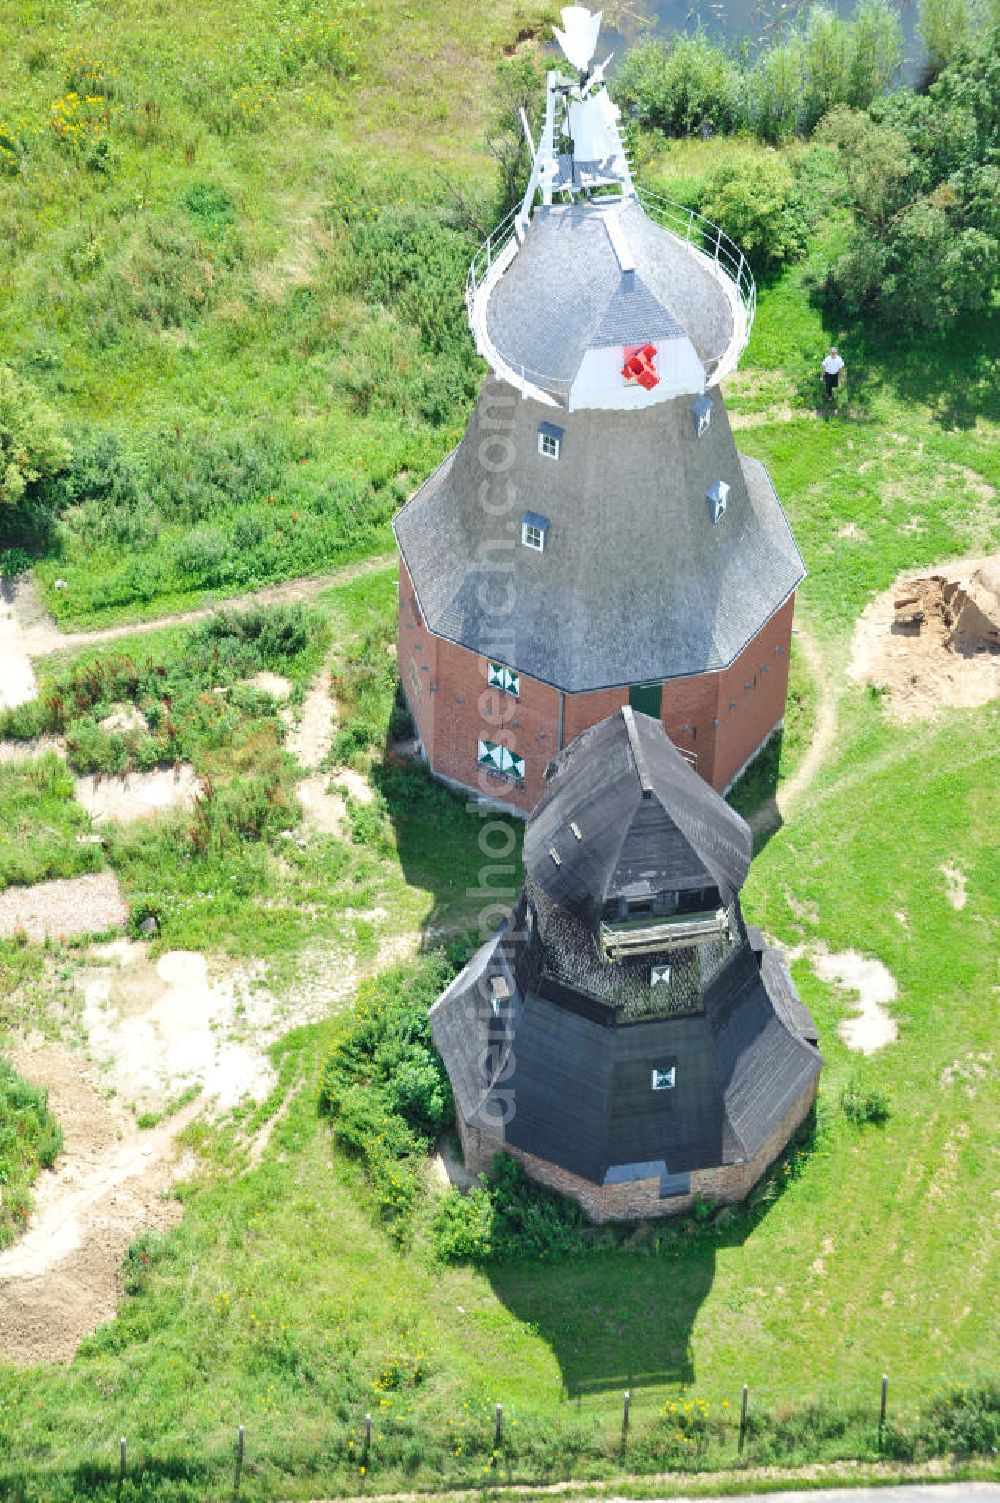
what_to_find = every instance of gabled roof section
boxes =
[525,710,751,919]
[588,274,686,350]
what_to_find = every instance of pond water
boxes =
[602,0,924,80]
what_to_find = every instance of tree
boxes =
[846,0,903,108]
[0,365,71,509]
[614,33,742,137]
[485,53,546,222]
[919,0,973,78]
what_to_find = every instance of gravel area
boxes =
[0,872,128,941]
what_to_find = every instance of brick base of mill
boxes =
[397,558,796,812]
[455,1077,818,1224]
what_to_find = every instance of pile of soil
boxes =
[849,554,1000,719]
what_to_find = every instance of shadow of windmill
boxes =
[373,751,526,951]
[486,1106,819,1400]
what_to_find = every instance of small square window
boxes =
[651,1066,676,1092]
[692,394,713,438]
[538,422,563,459]
[521,511,549,552]
[650,964,671,988]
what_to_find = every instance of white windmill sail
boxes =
[553,6,602,72]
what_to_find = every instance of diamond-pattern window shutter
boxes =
[477,740,525,783]
[488,663,520,698]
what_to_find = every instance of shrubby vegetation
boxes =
[0,364,71,511]
[841,1072,892,1124]
[817,30,999,328]
[0,753,104,889]
[617,0,998,328]
[615,0,905,142]
[0,1057,63,1248]
[433,1152,586,1263]
[318,956,456,1231]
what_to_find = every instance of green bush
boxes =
[0,364,71,511]
[0,1055,64,1248]
[319,956,457,1230]
[172,524,230,585]
[433,1153,586,1265]
[701,151,809,270]
[194,603,314,664]
[615,33,742,137]
[841,1073,891,1124]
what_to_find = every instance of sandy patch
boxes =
[0,593,37,711]
[80,948,276,1112]
[244,671,292,700]
[0,1040,190,1366]
[940,1049,992,1097]
[0,735,66,766]
[849,554,1000,719]
[336,766,375,804]
[812,949,898,1054]
[74,764,201,823]
[431,1135,478,1193]
[729,404,816,430]
[837,523,868,542]
[0,871,127,941]
[284,671,334,770]
[99,703,149,734]
[297,773,347,835]
[940,861,968,911]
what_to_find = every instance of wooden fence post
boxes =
[879,1373,889,1447]
[738,1384,749,1455]
[233,1424,244,1500]
[494,1403,503,1453]
[115,1437,126,1503]
[622,1391,630,1450]
[362,1412,372,1468]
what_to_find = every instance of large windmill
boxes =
[394,7,804,811]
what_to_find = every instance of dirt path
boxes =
[750,628,837,839]
[10,552,397,660]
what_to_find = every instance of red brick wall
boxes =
[397,554,796,804]
[711,594,795,790]
[457,1073,817,1223]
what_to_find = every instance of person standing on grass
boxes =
[821,346,845,402]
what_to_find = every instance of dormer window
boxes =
[537,422,563,460]
[521,512,549,552]
[692,394,712,438]
[488,662,520,698]
[707,480,729,525]
[651,1066,676,1091]
[650,964,671,987]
